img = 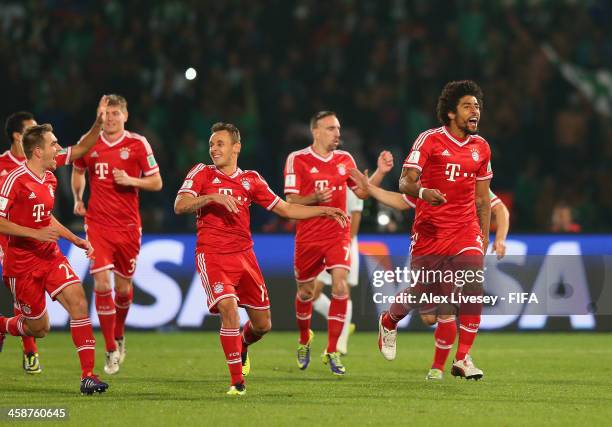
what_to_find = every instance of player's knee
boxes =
[296,286,314,301]
[420,314,437,326]
[69,298,89,319]
[115,279,132,295]
[28,322,50,338]
[94,277,112,292]
[253,319,272,335]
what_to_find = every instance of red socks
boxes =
[456,314,480,361]
[70,317,96,378]
[220,327,243,385]
[114,287,133,340]
[295,295,313,345]
[95,290,116,352]
[13,306,37,353]
[381,312,398,330]
[241,321,263,352]
[327,294,348,353]
[432,317,457,370]
[0,315,26,336]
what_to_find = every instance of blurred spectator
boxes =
[550,202,581,233]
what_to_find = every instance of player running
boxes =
[0,124,108,394]
[175,122,348,396]
[284,111,386,376]
[0,97,107,373]
[350,167,509,379]
[376,81,493,380]
[71,94,162,375]
[311,151,394,355]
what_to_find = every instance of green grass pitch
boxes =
[1,331,611,426]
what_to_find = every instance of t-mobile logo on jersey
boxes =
[314,180,329,191]
[32,203,45,222]
[445,163,461,182]
[95,163,109,179]
[219,188,233,195]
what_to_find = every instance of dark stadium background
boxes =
[0,0,610,330]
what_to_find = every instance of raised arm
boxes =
[70,95,108,161]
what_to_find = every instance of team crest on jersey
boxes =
[241,179,251,191]
[213,282,224,294]
[471,148,479,161]
[48,184,54,198]
[21,304,32,315]
[119,147,131,160]
[337,164,346,176]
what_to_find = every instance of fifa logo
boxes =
[445,163,461,182]
[314,180,329,191]
[95,163,109,180]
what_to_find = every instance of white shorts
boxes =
[317,237,359,286]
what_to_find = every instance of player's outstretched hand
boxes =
[315,187,333,203]
[320,207,349,228]
[492,239,506,259]
[113,168,134,186]
[377,150,394,174]
[74,238,94,259]
[96,95,109,126]
[33,226,60,243]
[74,200,87,216]
[422,188,447,206]
[208,193,243,213]
[349,168,370,194]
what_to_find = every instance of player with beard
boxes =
[376,81,493,380]
[284,111,385,375]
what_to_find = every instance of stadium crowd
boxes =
[1,0,610,232]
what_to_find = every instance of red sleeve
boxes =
[403,131,433,171]
[136,136,160,176]
[284,152,303,195]
[73,152,87,170]
[0,177,17,218]
[55,146,72,167]
[344,153,359,191]
[402,194,416,208]
[177,164,206,197]
[251,172,281,211]
[476,142,493,181]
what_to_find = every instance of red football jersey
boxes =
[0,147,71,268]
[73,131,159,230]
[403,126,493,237]
[0,165,62,276]
[284,147,358,243]
[178,164,281,254]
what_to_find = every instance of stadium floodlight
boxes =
[185,67,197,80]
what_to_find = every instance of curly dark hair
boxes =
[436,80,484,126]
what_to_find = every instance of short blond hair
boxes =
[107,94,128,112]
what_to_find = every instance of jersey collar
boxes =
[442,126,472,147]
[101,130,128,147]
[23,164,47,184]
[6,150,25,165]
[214,166,243,179]
[308,146,334,162]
